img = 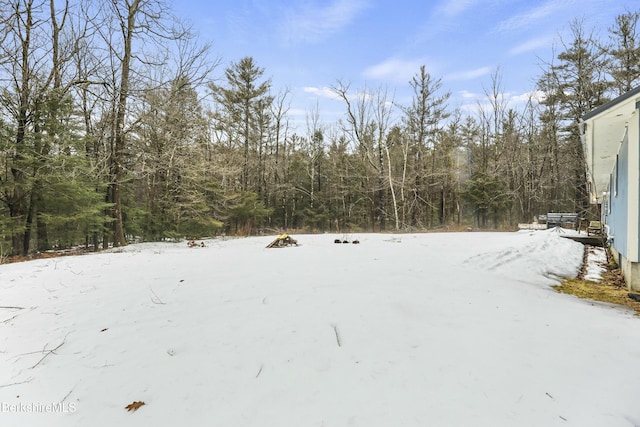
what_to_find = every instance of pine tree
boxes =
[135,77,220,240]
[605,10,640,95]
[538,19,610,213]
[210,57,273,193]
[401,65,451,227]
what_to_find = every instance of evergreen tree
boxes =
[538,19,610,213]
[462,171,509,228]
[605,10,640,95]
[135,77,221,240]
[401,65,451,227]
[210,57,273,193]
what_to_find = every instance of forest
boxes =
[0,1,639,257]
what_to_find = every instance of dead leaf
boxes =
[125,401,145,412]
[179,279,184,283]
[100,328,108,332]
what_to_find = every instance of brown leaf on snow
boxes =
[125,401,145,412]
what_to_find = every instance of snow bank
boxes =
[1,231,639,427]
[464,229,584,285]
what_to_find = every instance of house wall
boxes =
[628,108,640,291]
[632,108,640,264]
[611,108,640,292]
[607,130,629,258]
[585,93,640,292]
[611,245,640,291]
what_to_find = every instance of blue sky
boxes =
[171,0,638,130]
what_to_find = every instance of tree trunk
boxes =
[111,0,141,247]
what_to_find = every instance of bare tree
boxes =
[98,0,209,245]
[304,101,324,209]
[333,82,399,230]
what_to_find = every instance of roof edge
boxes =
[582,85,640,121]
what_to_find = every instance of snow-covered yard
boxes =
[1,230,639,426]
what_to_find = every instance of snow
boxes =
[1,230,640,426]
[584,246,608,282]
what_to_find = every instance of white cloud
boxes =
[436,0,481,17]
[509,35,555,55]
[457,89,481,99]
[457,90,547,112]
[509,90,546,104]
[495,1,571,33]
[446,66,492,81]
[362,57,431,83]
[281,0,370,45]
[451,89,530,113]
[303,86,343,100]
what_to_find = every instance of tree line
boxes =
[0,1,639,256]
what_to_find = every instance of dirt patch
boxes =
[1,248,94,265]
[553,251,640,315]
